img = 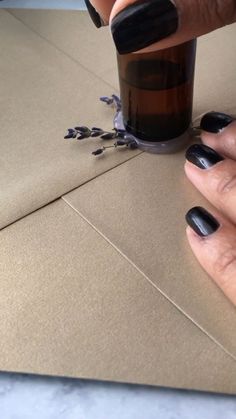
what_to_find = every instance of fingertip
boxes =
[186,225,193,237]
[184,159,200,183]
[184,159,192,173]
[186,223,201,243]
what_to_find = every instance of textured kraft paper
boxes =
[63,151,236,359]
[1,199,236,394]
[0,10,140,230]
[0,9,236,393]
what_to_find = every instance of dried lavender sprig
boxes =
[64,125,122,141]
[92,137,138,156]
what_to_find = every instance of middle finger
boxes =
[185,144,236,225]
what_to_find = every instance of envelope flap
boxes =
[61,23,236,358]
[62,150,236,359]
[0,10,140,230]
[0,198,236,394]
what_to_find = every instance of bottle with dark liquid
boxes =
[117,40,197,153]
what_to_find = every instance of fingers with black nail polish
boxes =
[185,207,220,237]
[85,0,104,28]
[200,112,234,134]
[185,144,224,169]
[111,0,178,54]
[186,209,236,305]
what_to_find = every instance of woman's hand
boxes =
[86,0,236,53]
[185,112,236,306]
[85,2,236,305]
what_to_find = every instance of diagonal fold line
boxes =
[0,151,143,232]
[62,196,236,363]
[6,9,117,91]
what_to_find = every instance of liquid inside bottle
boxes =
[117,40,197,151]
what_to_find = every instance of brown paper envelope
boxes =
[56,16,236,359]
[6,9,119,89]
[1,9,235,230]
[1,9,236,394]
[1,198,236,394]
[63,149,236,359]
[0,10,140,230]
[7,10,236,118]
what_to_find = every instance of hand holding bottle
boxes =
[85,0,236,53]
[85,1,236,306]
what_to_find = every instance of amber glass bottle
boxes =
[117,40,197,153]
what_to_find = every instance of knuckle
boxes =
[216,173,236,196]
[213,0,230,26]
[199,0,236,28]
[214,246,236,280]
[213,0,236,26]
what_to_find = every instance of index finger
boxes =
[86,0,116,24]
[109,0,236,54]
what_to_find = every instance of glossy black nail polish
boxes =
[85,0,103,28]
[200,112,234,133]
[111,0,178,55]
[186,207,220,237]
[185,144,224,169]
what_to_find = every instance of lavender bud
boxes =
[91,131,103,137]
[116,131,126,138]
[111,94,122,110]
[92,148,104,156]
[101,132,117,140]
[116,140,127,146]
[76,134,87,140]
[74,126,90,133]
[128,140,138,150]
[100,96,114,105]
[64,133,75,139]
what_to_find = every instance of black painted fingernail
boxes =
[185,144,224,169]
[84,0,103,28]
[111,0,178,55]
[200,112,234,133]
[186,207,220,237]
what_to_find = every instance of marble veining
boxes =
[0,373,236,419]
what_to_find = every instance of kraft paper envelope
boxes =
[1,9,236,393]
[0,10,140,229]
[1,199,236,394]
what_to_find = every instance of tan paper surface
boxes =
[1,9,236,393]
[0,10,140,230]
[63,151,236,359]
[6,9,119,89]
[1,199,236,394]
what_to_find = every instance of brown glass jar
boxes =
[117,40,197,153]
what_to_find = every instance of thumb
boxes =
[110,0,236,54]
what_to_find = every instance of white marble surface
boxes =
[0,373,235,419]
[0,0,85,9]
